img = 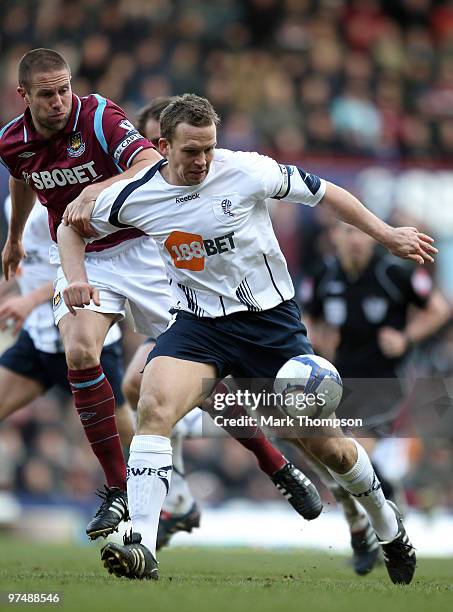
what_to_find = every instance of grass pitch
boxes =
[0,536,451,612]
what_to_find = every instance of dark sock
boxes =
[68,365,126,489]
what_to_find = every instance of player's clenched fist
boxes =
[62,281,100,315]
[63,191,98,238]
[384,227,437,265]
[2,239,26,280]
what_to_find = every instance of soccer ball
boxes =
[274,354,343,419]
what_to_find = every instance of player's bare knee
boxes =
[307,437,355,473]
[136,391,175,436]
[65,341,99,370]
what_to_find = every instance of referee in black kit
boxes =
[303,220,449,378]
[301,219,450,442]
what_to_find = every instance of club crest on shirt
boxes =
[221,199,235,217]
[326,280,345,295]
[212,195,239,223]
[323,297,347,326]
[362,296,388,323]
[67,131,86,157]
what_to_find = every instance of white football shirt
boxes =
[89,149,326,317]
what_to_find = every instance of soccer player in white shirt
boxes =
[124,99,327,552]
[58,94,436,583]
[124,98,379,568]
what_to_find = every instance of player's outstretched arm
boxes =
[320,182,438,265]
[2,177,36,280]
[57,224,100,315]
[63,149,161,237]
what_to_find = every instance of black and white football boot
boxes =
[86,486,129,541]
[379,501,416,585]
[157,502,201,550]
[350,522,381,576]
[101,531,158,580]
[271,462,323,520]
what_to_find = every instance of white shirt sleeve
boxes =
[88,177,146,242]
[88,163,165,241]
[235,151,326,207]
[87,182,125,241]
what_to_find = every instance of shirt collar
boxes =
[64,94,81,134]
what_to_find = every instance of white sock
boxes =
[328,439,398,541]
[127,434,172,556]
[162,435,195,515]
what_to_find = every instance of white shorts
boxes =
[53,236,172,338]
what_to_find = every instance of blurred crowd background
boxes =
[1,0,453,526]
[3,0,453,159]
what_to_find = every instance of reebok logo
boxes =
[175,193,200,204]
[127,464,172,494]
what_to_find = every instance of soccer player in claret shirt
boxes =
[0,48,164,539]
[59,94,436,583]
[0,51,323,542]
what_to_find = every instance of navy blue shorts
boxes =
[0,330,125,405]
[147,299,313,380]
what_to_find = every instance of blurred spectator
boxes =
[20,457,59,498]
[372,21,406,73]
[431,0,453,41]
[342,0,389,52]
[77,33,111,86]
[399,114,435,158]
[437,119,453,156]
[305,109,338,153]
[245,0,283,46]
[331,78,382,153]
[220,111,259,151]
[168,42,204,94]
